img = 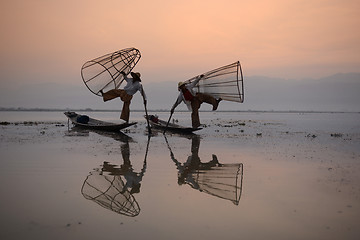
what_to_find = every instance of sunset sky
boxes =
[0,0,359,110]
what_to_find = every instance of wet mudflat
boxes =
[0,111,359,240]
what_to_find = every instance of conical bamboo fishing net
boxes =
[81,48,141,96]
[185,61,244,103]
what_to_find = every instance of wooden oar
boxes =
[143,98,152,135]
[163,111,173,134]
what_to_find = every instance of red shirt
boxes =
[182,89,194,101]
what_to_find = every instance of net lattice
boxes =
[186,61,244,103]
[81,48,141,96]
[190,163,243,205]
[81,170,140,217]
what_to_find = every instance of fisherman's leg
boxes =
[119,92,133,122]
[196,93,221,111]
[191,99,201,128]
[191,135,200,156]
[121,142,131,166]
[101,89,123,102]
[120,100,131,122]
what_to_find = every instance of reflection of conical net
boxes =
[81,170,140,217]
[190,163,243,205]
[185,61,244,103]
[81,48,141,96]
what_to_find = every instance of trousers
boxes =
[102,89,133,122]
[190,93,217,128]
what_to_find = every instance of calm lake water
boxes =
[0,111,359,240]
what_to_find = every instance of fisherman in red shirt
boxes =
[171,75,221,128]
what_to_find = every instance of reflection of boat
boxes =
[65,125,134,143]
[165,135,243,205]
[145,115,202,133]
[81,137,150,216]
[64,111,136,132]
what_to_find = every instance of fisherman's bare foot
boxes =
[212,98,222,111]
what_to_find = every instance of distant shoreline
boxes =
[0,107,358,114]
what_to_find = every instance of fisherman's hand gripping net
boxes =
[81,48,141,96]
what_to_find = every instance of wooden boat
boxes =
[64,111,136,132]
[146,115,202,133]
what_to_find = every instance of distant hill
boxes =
[243,73,360,111]
[0,73,359,112]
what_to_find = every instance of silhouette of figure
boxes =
[170,135,220,187]
[165,134,243,205]
[101,140,147,194]
[81,137,150,216]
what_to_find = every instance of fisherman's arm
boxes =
[188,74,204,88]
[171,93,183,113]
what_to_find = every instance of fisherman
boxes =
[100,71,146,123]
[170,75,221,128]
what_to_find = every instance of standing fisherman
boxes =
[170,75,221,128]
[100,71,146,123]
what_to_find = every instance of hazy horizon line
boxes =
[0,107,358,114]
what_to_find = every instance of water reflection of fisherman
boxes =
[102,140,147,194]
[169,135,220,188]
[165,135,243,205]
[82,136,151,217]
